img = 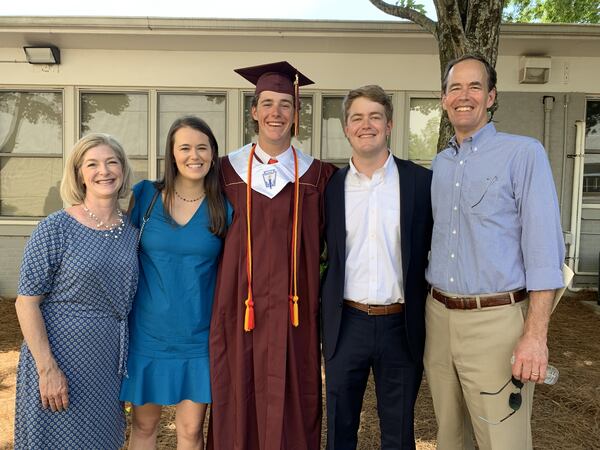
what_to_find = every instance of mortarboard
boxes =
[234,60,314,97]
[235,61,314,136]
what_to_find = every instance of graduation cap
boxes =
[235,61,314,136]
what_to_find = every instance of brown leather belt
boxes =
[431,288,527,310]
[344,300,404,315]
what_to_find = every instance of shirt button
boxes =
[452,229,457,234]
[455,182,460,187]
[474,147,478,152]
[459,160,464,165]
[453,206,458,211]
[451,253,455,258]
[450,277,454,282]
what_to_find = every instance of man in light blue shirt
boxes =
[424,54,565,450]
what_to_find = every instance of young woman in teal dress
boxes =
[120,116,229,449]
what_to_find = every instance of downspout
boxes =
[543,96,555,152]
[567,120,586,291]
[559,94,570,211]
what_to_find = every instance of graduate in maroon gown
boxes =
[208,62,336,450]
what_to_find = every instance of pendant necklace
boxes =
[82,203,125,239]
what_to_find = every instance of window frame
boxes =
[0,88,65,223]
[403,92,442,168]
[156,89,229,178]
[240,89,317,157]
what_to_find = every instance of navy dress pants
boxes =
[325,304,422,450]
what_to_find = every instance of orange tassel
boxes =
[291,295,299,327]
[294,74,299,137]
[244,297,255,332]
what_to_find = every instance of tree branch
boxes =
[369,0,437,35]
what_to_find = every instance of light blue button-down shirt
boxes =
[426,123,565,295]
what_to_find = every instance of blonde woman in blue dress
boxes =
[14,133,138,449]
[120,116,229,449]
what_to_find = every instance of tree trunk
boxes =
[369,0,504,152]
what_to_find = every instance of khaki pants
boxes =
[423,293,534,450]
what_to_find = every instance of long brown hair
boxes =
[157,116,227,238]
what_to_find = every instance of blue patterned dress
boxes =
[14,210,138,450]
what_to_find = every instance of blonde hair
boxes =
[60,133,133,206]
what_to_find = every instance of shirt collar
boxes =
[348,151,394,182]
[254,142,292,166]
[448,122,497,155]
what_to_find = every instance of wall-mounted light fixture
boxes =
[519,56,551,84]
[23,46,61,65]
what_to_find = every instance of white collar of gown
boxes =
[228,143,314,199]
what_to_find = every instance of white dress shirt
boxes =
[343,152,404,305]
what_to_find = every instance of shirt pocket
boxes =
[463,176,498,216]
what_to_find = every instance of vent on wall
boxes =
[519,56,551,84]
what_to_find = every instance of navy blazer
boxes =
[321,156,433,362]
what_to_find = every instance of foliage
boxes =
[80,94,131,134]
[409,116,440,160]
[394,0,426,15]
[0,92,62,153]
[586,100,600,136]
[0,91,132,154]
[504,0,600,24]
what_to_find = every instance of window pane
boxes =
[0,91,62,155]
[321,97,351,161]
[158,93,227,155]
[585,99,600,152]
[583,100,600,203]
[0,156,62,217]
[243,94,313,154]
[80,93,148,158]
[408,98,441,162]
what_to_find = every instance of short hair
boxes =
[441,54,497,94]
[342,85,393,125]
[249,92,297,136]
[60,133,133,206]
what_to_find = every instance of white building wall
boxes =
[1,19,599,295]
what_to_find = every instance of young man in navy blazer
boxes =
[321,84,433,449]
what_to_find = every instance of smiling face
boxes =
[172,126,213,182]
[252,90,294,152]
[344,96,392,161]
[80,144,123,201]
[442,58,496,143]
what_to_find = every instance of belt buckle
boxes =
[367,304,373,315]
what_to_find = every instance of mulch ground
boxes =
[1,292,599,449]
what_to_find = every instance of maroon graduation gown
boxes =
[208,155,336,450]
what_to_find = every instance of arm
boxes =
[511,141,564,384]
[15,295,69,411]
[511,289,554,384]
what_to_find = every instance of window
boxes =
[242,94,313,154]
[321,96,351,161]
[0,91,63,218]
[80,92,148,184]
[408,98,441,164]
[157,93,226,176]
[583,99,600,202]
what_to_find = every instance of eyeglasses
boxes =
[478,376,524,425]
